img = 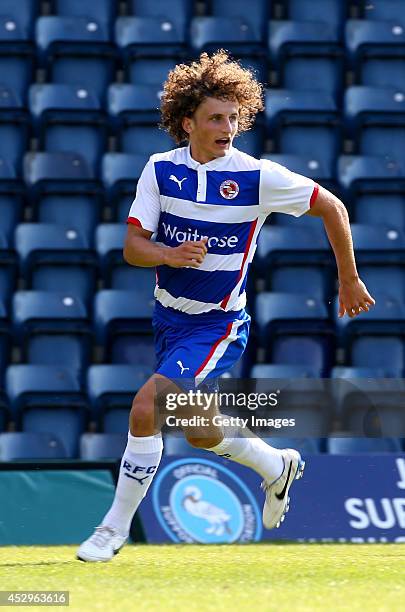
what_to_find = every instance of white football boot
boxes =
[77,525,127,562]
[261,448,305,529]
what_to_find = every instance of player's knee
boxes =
[129,395,155,430]
[186,435,222,449]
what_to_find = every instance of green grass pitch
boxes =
[1,544,404,611]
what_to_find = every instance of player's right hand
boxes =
[164,238,208,268]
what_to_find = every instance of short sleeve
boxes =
[259,159,318,217]
[127,158,161,232]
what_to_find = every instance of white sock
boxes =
[101,432,163,537]
[207,430,284,483]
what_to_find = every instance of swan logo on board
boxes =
[152,458,262,543]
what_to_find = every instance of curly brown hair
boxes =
[160,50,264,144]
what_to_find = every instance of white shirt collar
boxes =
[186,144,235,170]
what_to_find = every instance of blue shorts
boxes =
[153,302,250,391]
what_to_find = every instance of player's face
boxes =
[182,97,239,164]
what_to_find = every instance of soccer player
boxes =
[78,51,375,561]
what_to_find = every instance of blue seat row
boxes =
[1,290,405,381]
[2,2,403,34]
[1,151,404,249]
[1,81,405,172]
[1,9,404,100]
[0,364,152,455]
[1,222,405,304]
[0,429,403,461]
[0,359,404,457]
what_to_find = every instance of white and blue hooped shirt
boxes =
[127,145,319,317]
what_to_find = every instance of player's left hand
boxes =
[338,277,375,318]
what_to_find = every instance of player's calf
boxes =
[185,434,224,448]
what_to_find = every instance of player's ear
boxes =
[182,116,193,136]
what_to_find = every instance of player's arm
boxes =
[123,223,207,268]
[307,186,375,318]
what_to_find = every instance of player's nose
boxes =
[222,118,233,133]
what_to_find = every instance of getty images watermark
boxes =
[164,389,296,430]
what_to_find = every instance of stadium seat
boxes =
[335,292,405,375]
[331,365,390,379]
[359,0,405,23]
[36,16,116,100]
[0,391,9,433]
[94,290,156,368]
[0,298,10,386]
[269,21,344,100]
[115,15,186,56]
[6,363,85,412]
[255,292,333,375]
[0,432,67,460]
[15,223,98,307]
[163,435,211,457]
[101,153,147,221]
[346,20,405,90]
[338,377,405,436]
[119,125,175,156]
[254,292,335,375]
[327,435,402,454]
[108,83,161,126]
[357,265,405,302]
[210,0,269,41]
[80,433,127,460]
[0,158,23,246]
[338,155,405,229]
[108,86,176,155]
[0,12,34,102]
[5,364,88,457]
[96,223,156,291]
[12,291,92,375]
[0,86,29,174]
[87,364,152,432]
[351,193,405,230]
[0,229,17,307]
[360,57,405,90]
[36,194,102,245]
[52,0,116,30]
[190,17,263,56]
[233,125,265,158]
[29,84,107,173]
[96,223,126,286]
[124,57,178,88]
[115,16,184,87]
[251,373,331,436]
[331,364,404,417]
[265,89,340,164]
[0,0,39,36]
[287,0,348,31]
[126,0,193,40]
[349,224,405,265]
[351,336,405,375]
[255,225,334,300]
[23,152,103,243]
[344,86,405,160]
[251,364,322,378]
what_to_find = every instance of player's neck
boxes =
[189,144,217,165]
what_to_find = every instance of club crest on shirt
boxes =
[220,179,239,200]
